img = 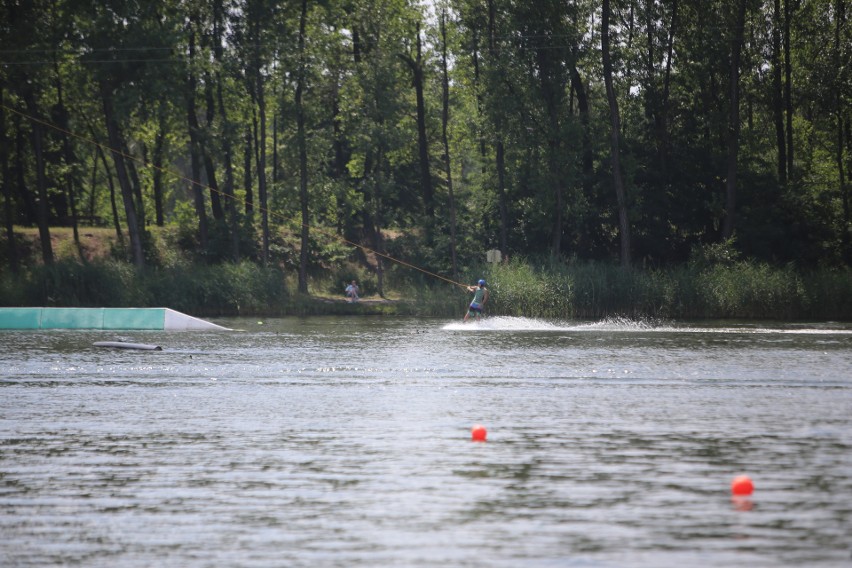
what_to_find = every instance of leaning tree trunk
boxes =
[602,0,631,267]
[100,81,144,268]
[90,126,124,247]
[401,22,434,221]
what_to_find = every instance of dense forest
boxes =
[0,0,850,302]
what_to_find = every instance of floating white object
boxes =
[93,341,162,351]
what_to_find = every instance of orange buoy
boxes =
[731,475,754,496]
[471,424,487,442]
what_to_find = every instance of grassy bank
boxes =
[0,258,427,317]
[2,227,850,320]
[2,257,851,320]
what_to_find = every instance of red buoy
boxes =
[731,475,754,496]
[471,424,487,442]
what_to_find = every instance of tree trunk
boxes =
[331,64,346,179]
[496,140,508,254]
[297,0,310,294]
[125,140,145,228]
[722,0,748,240]
[52,53,80,252]
[256,85,269,265]
[87,147,97,219]
[202,153,223,222]
[95,143,124,248]
[535,43,565,258]
[0,85,19,273]
[844,117,852,263]
[659,0,678,175]
[471,26,487,178]
[22,85,54,265]
[203,71,224,221]
[369,150,386,299]
[375,229,385,298]
[772,0,787,185]
[487,0,509,255]
[273,113,279,187]
[243,128,253,217]
[88,123,124,247]
[440,9,459,278]
[840,114,850,260]
[845,117,852,263]
[252,36,270,264]
[152,105,166,226]
[214,0,240,261]
[186,26,209,253]
[835,0,850,259]
[570,66,593,195]
[602,0,631,267]
[100,81,144,268]
[784,0,793,177]
[14,117,37,225]
[401,22,433,219]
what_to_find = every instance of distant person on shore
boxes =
[345,280,360,302]
[463,279,489,322]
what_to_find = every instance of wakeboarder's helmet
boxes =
[478,279,486,286]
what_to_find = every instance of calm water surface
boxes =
[1,316,851,567]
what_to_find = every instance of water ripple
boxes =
[1,317,850,567]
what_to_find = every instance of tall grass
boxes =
[471,258,852,321]
[695,262,802,318]
[1,257,849,320]
[143,261,288,316]
[0,259,289,316]
[796,268,852,320]
[484,260,574,318]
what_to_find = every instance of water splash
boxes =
[441,316,643,332]
[442,315,852,334]
[443,316,564,332]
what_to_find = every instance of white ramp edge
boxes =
[164,308,230,331]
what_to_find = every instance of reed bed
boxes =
[470,259,852,321]
[1,257,850,320]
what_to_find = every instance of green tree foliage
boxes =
[0,0,850,288]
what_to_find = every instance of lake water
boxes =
[1,316,851,567]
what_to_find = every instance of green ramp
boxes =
[0,308,229,330]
